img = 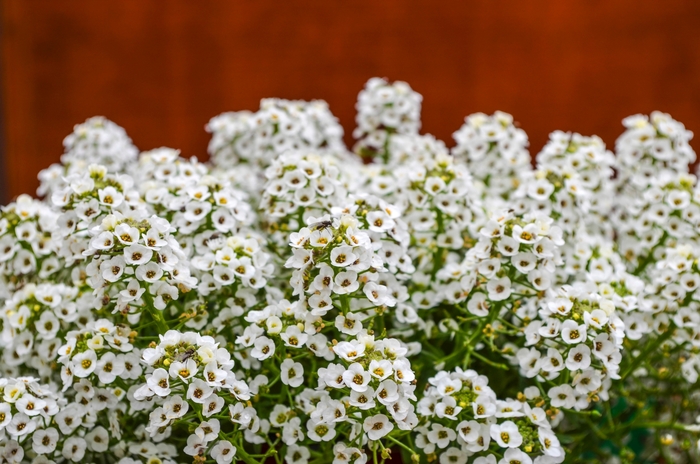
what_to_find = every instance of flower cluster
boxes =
[285,208,412,317]
[0,195,60,299]
[0,377,66,464]
[513,131,616,245]
[451,210,564,309]
[259,149,352,246]
[38,117,138,197]
[206,99,346,195]
[616,112,696,194]
[134,329,252,463]
[452,111,531,204]
[82,211,195,315]
[2,80,700,464]
[415,369,564,464]
[0,283,86,379]
[354,78,422,163]
[518,284,625,406]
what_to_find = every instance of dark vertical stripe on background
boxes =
[0,3,7,205]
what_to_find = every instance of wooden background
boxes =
[2,0,700,203]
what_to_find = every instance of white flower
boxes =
[334,270,359,294]
[211,440,237,463]
[147,368,171,396]
[560,320,587,344]
[114,223,139,245]
[473,395,496,418]
[427,423,456,449]
[478,259,501,279]
[281,359,304,388]
[435,396,462,420]
[573,368,603,394]
[538,427,563,457]
[334,341,365,361]
[169,359,198,381]
[375,380,400,406]
[62,436,87,462]
[457,420,480,442]
[97,352,125,384]
[547,298,573,316]
[369,360,393,380]
[548,385,576,409]
[195,419,221,443]
[496,236,519,256]
[72,350,98,378]
[366,211,395,232]
[307,419,337,442]
[583,309,609,329]
[286,444,311,464]
[490,421,522,448]
[512,252,537,273]
[230,256,255,279]
[85,425,110,452]
[32,427,59,454]
[330,246,357,268]
[363,414,394,440]
[440,448,469,464]
[98,186,124,207]
[332,442,366,464]
[265,316,283,335]
[6,412,36,437]
[309,229,333,248]
[364,282,394,306]
[487,277,512,301]
[512,224,538,244]
[251,336,275,360]
[528,179,555,200]
[144,228,167,249]
[349,388,376,410]
[124,244,153,266]
[467,292,490,317]
[343,363,371,392]
[566,344,592,371]
[164,395,189,419]
[119,278,146,302]
[2,440,24,464]
[187,379,214,404]
[135,262,163,282]
[335,313,363,336]
[15,394,46,416]
[528,269,552,291]
[280,325,308,348]
[540,348,565,374]
[0,403,12,429]
[91,231,115,251]
[390,360,414,386]
[498,449,532,464]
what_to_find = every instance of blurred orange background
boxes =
[2,0,700,203]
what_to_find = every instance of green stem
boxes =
[470,351,508,370]
[147,304,168,334]
[142,292,168,334]
[633,232,667,275]
[621,323,675,380]
[635,422,700,433]
[462,303,501,368]
[386,434,415,455]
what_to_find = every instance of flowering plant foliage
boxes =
[1,78,699,464]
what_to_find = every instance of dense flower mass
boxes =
[0,78,699,464]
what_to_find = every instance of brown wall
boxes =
[2,0,700,202]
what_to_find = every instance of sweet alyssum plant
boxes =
[1,77,699,464]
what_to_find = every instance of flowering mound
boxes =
[1,78,700,464]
